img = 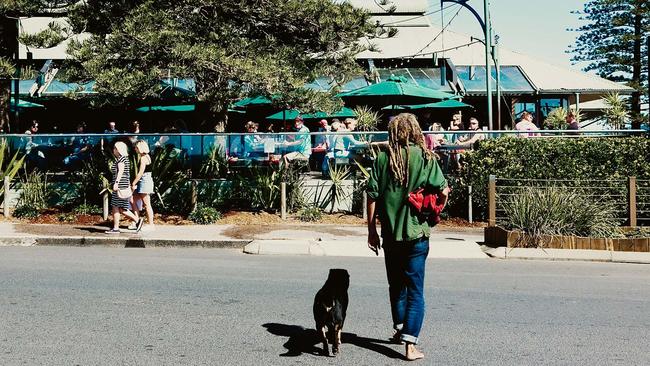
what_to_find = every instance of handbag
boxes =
[407,187,448,225]
[116,187,133,199]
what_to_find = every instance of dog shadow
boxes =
[262,323,403,359]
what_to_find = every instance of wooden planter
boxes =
[484,227,650,252]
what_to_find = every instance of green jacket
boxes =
[366,145,447,242]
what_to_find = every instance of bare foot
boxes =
[405,343,424,361]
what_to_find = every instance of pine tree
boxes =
[569,0,649,128]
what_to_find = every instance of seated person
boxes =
[456,117,486,148]
[63,122,92,167]
[322,121,368,174]
[515,111,540,137]
[425,122,446,150]
[243,121,265,158]
[445,113,464,143]
[313,119,331,151]
[280,116,311,165]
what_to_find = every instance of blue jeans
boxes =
[383,236,429,344]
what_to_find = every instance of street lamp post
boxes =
[441,0,493,130]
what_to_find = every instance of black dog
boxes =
[313,268,349,356]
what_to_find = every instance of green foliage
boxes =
[502,187,620,247]
[0,139,26,206]
[200,144,228,179]
[12,204,39,219]
[17,170,49,210]
[297,205,323,222]
[569,0,648,127]
[151,145,189,212]
[73,203,102,215]
[19,21,69,48]
[354,105,380,131]
[62,0,377,124]
[543,107,583,130]
[188,204,222,225]
[57,212,76,222]
[310,164,352,213]
[74,153,110,206]
[460,137,650,219]
[603,92,630,129]
[197,180,232,209]
[0,57,15,79]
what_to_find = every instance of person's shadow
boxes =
[262,323,403,359]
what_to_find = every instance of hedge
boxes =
[454,137,650,220]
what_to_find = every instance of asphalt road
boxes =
[1,247,649,366]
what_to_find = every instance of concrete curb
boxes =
[0,236,251,249]
[482,246,650,264]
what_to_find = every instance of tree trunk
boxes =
[630,9,642,129]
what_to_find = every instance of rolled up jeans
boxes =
[383,235,429,344]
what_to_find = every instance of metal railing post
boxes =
[468,185,473,223]
[281,182,287,220]
[191,179,198,212]
[102,191,109,220]
[629,176,637,227]
[3,176,10,217]
[488,175,496,227]
[362,191,368,220]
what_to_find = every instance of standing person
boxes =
[131,140,155,230]
[106,141,142,234]
[366,113,449,361]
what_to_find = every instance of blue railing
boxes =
[3,129,646,173]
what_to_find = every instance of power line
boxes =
[382,4,457,26]
[411,5,464,57]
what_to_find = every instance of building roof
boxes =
[358,25,634,95]
[18,1,633,97]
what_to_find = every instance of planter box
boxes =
[483,227,649,252]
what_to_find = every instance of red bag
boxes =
[407,188,447,225]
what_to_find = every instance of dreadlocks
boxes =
[387,113,434,187]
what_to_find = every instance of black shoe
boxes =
[135,218,144,232]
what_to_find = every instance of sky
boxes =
[427,0,587,70]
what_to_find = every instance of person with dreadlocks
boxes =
[366,113,449,361]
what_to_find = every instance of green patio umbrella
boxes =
[266,107,356,121]
[338,75,459,107]
[382,99,473,110]
[9,97,45,111]
[233,95,277,110]
[136,104,195,112]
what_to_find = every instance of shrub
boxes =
[297,206,322,222]
[188,205,222,225]
[17,170,49,210]
[73,203,102,215]
[460,137,650,220]
[502,186,620,247]
[57,212,76,222]
[13,204,39,219]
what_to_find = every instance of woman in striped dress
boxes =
[106,141,142,234]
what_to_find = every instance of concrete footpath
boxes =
[1,222,648,263]
[0,222,486,258]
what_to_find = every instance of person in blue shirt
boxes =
[281,116,311,166]
[243,121,265,158]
